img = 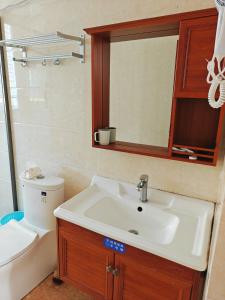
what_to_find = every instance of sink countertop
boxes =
[54,175,214,271]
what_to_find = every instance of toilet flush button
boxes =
[41,191,47,203]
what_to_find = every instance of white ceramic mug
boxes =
[106,127,116,143]
[94,129,111,145]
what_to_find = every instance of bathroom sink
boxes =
[54,175,214,271]
[85,196,179,245]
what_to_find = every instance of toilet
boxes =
[0,175,64,300]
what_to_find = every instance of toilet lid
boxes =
[0,220,38,267]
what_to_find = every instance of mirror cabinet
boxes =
[85,8,224,166]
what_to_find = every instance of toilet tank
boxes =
[21,176,64,230]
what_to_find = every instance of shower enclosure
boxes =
[0,45,17,217]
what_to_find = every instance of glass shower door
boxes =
[0,47,17,216]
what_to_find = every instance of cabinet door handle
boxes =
[112,268,120,276]
[106,265,114,273]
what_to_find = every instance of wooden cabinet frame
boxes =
[57,219,206,300]
[84,8,224,166]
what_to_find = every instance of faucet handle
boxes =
[139,174,148,182]
[136,174,148,191]
[136,182,143,191]
[137,174,149,202]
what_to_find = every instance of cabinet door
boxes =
[174,16,217,98]
[58,220,114,300]
[113,250,193,300]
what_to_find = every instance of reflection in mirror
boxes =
[110,35,178,147]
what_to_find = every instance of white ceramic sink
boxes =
[54,176,214,271]
[85,196,179,245]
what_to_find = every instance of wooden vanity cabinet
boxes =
[57,219,205,300]
[58,219,114,300]
[113,248,204,300]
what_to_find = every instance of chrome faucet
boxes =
[136,174,148,202]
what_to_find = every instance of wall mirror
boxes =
[109,36,178,147]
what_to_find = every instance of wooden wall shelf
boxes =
[173,99,221,148]
[84,8,225,166]
[93,142,169,158]
[172,144,215,153]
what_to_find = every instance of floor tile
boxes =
[23,274,92,300]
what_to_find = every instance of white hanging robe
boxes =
[207,0,225,108]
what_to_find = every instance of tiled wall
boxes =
[207,202,225,300]
[0,0,222,209]
[1,1,225,299]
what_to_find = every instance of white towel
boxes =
[23,162,42,179]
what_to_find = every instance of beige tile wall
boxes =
[208,226,225,299]
[1,0,225,299]
[0,0,222,206]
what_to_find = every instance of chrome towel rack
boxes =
[0,31,85,66]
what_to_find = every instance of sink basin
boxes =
[54,175,214,271]
[85,196,179,245]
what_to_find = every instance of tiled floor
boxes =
[23,274,92,300]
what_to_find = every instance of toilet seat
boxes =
[0,220,38,267]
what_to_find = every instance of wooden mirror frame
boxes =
[84,8,225,166]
